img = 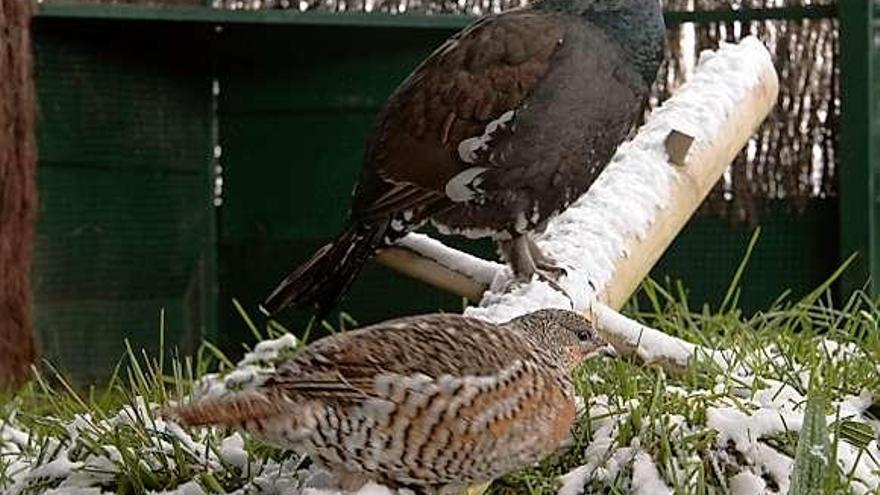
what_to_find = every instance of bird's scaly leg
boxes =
[525,235,567,279]
[499,235,538,281]
[499,236,570,299]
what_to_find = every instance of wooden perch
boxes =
[604,47,778,310]
[375,37,779,369]
[376,234,499,302]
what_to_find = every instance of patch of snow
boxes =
[392,233,502,286]
[839,391,874,419]
[592,301,697,367]
[194,333,300,400]
[220,433,249,471]
[818,338,861,363]
[632,451,672,495]
[148,481,206,495]
[707,406,796,493]
[708,406,802,448]
[729,471,766,495]
[558,396,644,495]
[753,379,806,411]
[44,489,105,495]
[244,334,299,364]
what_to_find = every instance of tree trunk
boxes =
[0,0,37,392]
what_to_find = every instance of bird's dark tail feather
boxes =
[260,222,387,317]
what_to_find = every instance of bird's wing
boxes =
[352,10,567,220]
[264,314,528,403]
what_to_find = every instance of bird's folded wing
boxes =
[354,10,566,219]
[264,315,528,402]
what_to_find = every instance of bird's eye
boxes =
[576,330,592,342]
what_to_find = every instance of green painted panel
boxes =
[217,239,474,353]
[35,21,211,172]
[215,23,468,346]
[217,25,454,242]
[34,167,208,299]
[219,114,372,240]
[838,1,874,295]
[651,201,839,312]
[37,5,473,29]
[36,299,193,386]
[32,19,216,385]
[218,24,451,114]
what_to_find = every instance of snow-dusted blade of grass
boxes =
[789,383,829,494]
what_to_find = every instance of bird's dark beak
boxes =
[581,342,617,360]
[576,339,618,361]
[596,344,618,358]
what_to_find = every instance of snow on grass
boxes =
[3,285,880,494]
[631,452,673,495]
[193,332,299,399]
[551,281,880,495]
[558,370,877,495]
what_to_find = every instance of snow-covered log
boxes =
[376,36,779,367]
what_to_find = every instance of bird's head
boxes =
[509,308,615,370]
[535,0,666,85]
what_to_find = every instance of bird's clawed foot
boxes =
[533,270,569,298]
[499,236,571,302]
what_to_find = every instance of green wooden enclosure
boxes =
[31,3,867,384]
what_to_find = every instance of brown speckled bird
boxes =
[164,309,609,493]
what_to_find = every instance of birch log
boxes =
[375,37,779,364]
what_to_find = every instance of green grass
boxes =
[2,279,880,494]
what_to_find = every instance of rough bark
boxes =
[0,0,37,392]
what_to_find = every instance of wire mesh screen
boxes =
[31,19,215,384]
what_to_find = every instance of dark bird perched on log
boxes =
[262,0,666,316]
[164,309,612,492]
